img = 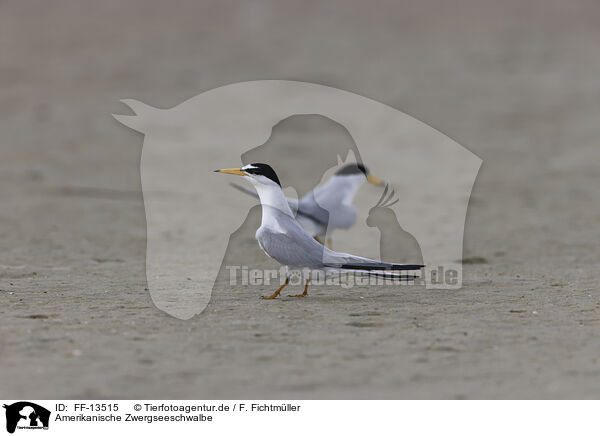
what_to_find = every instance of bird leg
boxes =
[326,238,333,250]
[289,279,310,298]
[314,236,323,244]
[262,278,289,300]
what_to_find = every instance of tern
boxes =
[231,163,384,249]
[216,163,423,299]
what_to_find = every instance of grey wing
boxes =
[297,193,329,226]
[298,191,356,229]
[286,196,299,214]
[321,249,424,271]
[257,219,325,268]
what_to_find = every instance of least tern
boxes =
[231,163,384,248]
[216,163,423,299]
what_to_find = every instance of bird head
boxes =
[214,163,281,187]
[335,163,384,186]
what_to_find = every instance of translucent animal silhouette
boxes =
[113,80,481,317]
[366,185,423,265]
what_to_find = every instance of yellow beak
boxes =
[214,168,247,176]
[367,174,384,186]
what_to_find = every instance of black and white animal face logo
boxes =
[3,402,50,434]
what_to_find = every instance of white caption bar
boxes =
[0,400,596,436]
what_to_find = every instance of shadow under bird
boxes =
[216,163,424,299]
[230,163,384,249]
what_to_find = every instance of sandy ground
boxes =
[1,0,600,399]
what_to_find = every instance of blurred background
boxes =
[1,0,599,398]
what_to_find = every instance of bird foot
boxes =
[261,280,290,300]
[261,292,280,300]
[288,280,310,298]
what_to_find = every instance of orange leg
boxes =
[314,236,323,244]
[326,238,333,250]
[289,279,310,298]
[262,278,289,300]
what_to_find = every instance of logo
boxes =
[3,402,50,434]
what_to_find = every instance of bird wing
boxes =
[322,249,424,281]
[256,207,423,280]
[322,249,424,271]
[256,215,326,268]
[297,192,330,225]
[258,210,423,273]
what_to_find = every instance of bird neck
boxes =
[251,181,294,223]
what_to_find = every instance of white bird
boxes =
[215,163,423,299]
[230,163,384,249]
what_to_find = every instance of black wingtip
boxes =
[326,263,424,271]
[393,275,420,281]
[359,272,421,281]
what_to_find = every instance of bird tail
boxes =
[367,272,421,281]
[323,253,424,281]
[326,267,422,282]
[330,263,424,271]
[325,262,424,282]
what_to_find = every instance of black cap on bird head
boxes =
[214,163,282,186]
[243,163,281,186]
[335,163,368,176]
[335,163,384,186]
